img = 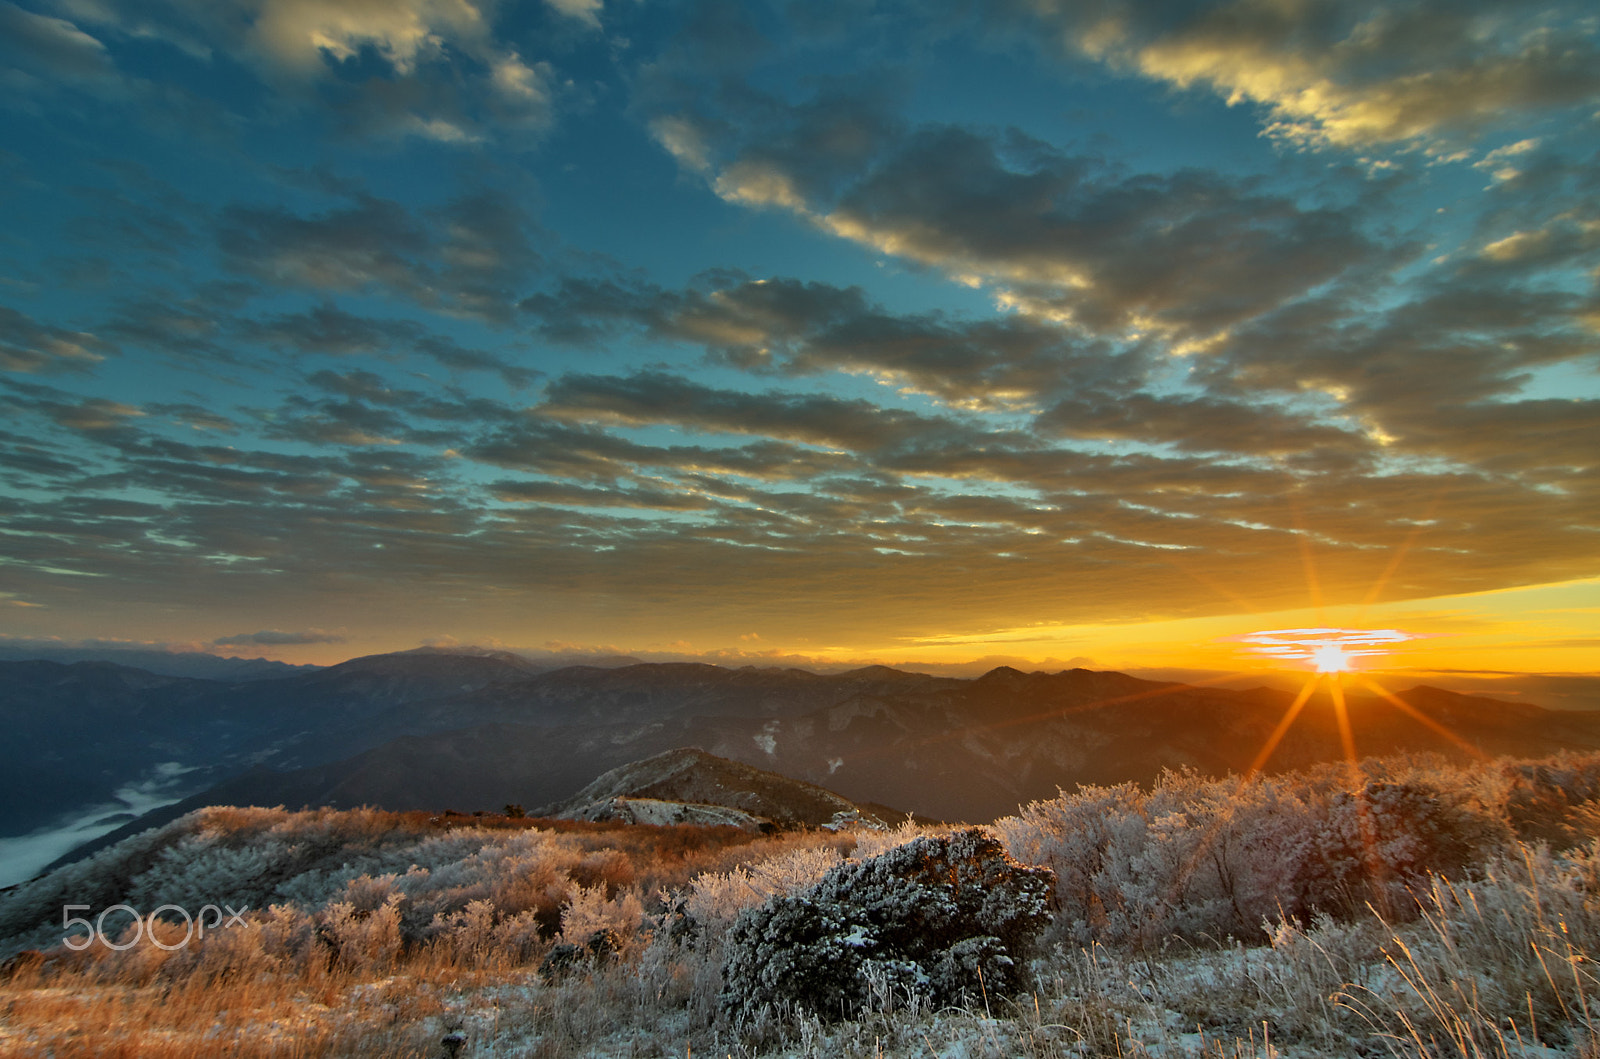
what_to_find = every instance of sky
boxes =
[0,0,1597,679]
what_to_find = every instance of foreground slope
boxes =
[8,751,1600,1059]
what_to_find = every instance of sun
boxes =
[1310,642,1353,673]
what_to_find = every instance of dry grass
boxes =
[1,965,450,1057]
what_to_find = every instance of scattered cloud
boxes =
[650,98,1379,340]
[45,0,561,143]
[543,0,602,30]
[0,0,126,103]
[521,273,1139,410]
[1009,0,1600,150]
[0,306,112,374]
[218,190,542,324]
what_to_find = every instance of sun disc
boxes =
[1311,642,1353,672]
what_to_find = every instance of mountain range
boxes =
[0,645,319,682]
[7,647,1600,884]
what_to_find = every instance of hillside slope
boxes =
[540,747,874,828]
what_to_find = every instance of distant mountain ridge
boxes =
[8,647,1600,884]
[0,646,318,681]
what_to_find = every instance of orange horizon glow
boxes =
[7,578,1595,682]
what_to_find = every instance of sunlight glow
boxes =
[1229,627,1417,672]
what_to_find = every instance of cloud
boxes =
[1197,267,1600,477]
[543,0,601,29]
[464,413,859,481]
[1,0,1593,661]
[48,0,559,143]
[213,628,345,645]
[0,427,87,479]
[1035,390,1375,459]
[431,192,545,326]
[488,478,714,510]
[145,403,238,433]
[242,303,536,385]
[649,95,1377,339]
[415,335,538,388]
[0,381,145,435]
[245,302,420,356]
[0,1,122,100]
[539,369,1033,457]
[218,189,542,324]
[824,127,1371,335]
[219,194,432,296]
[243,0,488,76]
[1009,0,1600,150]
[523,271,1148,410]
[103,296,238,366]
[0,306,113,374]
[4,250,1590,640]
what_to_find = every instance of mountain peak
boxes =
[976,665,1030,683]
[326,647,539,674]
[395,645,536,665]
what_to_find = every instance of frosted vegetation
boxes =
[4,751,1600,1056]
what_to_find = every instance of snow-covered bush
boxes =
[1289,779,1506,918]
[719,828,1054,1023]
[316,893,403,973]
[558,884,645,947]
[1496,755,1600,844]
[999,764,1512,947]
[998,772,1305,945]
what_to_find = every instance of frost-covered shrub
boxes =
[999,765,1511,946]
[996,781,1145,944]
[568,848,636,894]
[428,898,546,966]
[190,916,277,981]
[255,903,314,962]
[316,894,403,973]
[998,772,1318,946]
[558,884,644,946]
[680,844,844,940]
[719,828,1054,1023]
[1498,757,1600,845]
[429,898,499,964]
[1289,780,1504,917]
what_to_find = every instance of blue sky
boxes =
[1,0,1597,673]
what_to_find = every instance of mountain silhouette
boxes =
[9,649,1600,879]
